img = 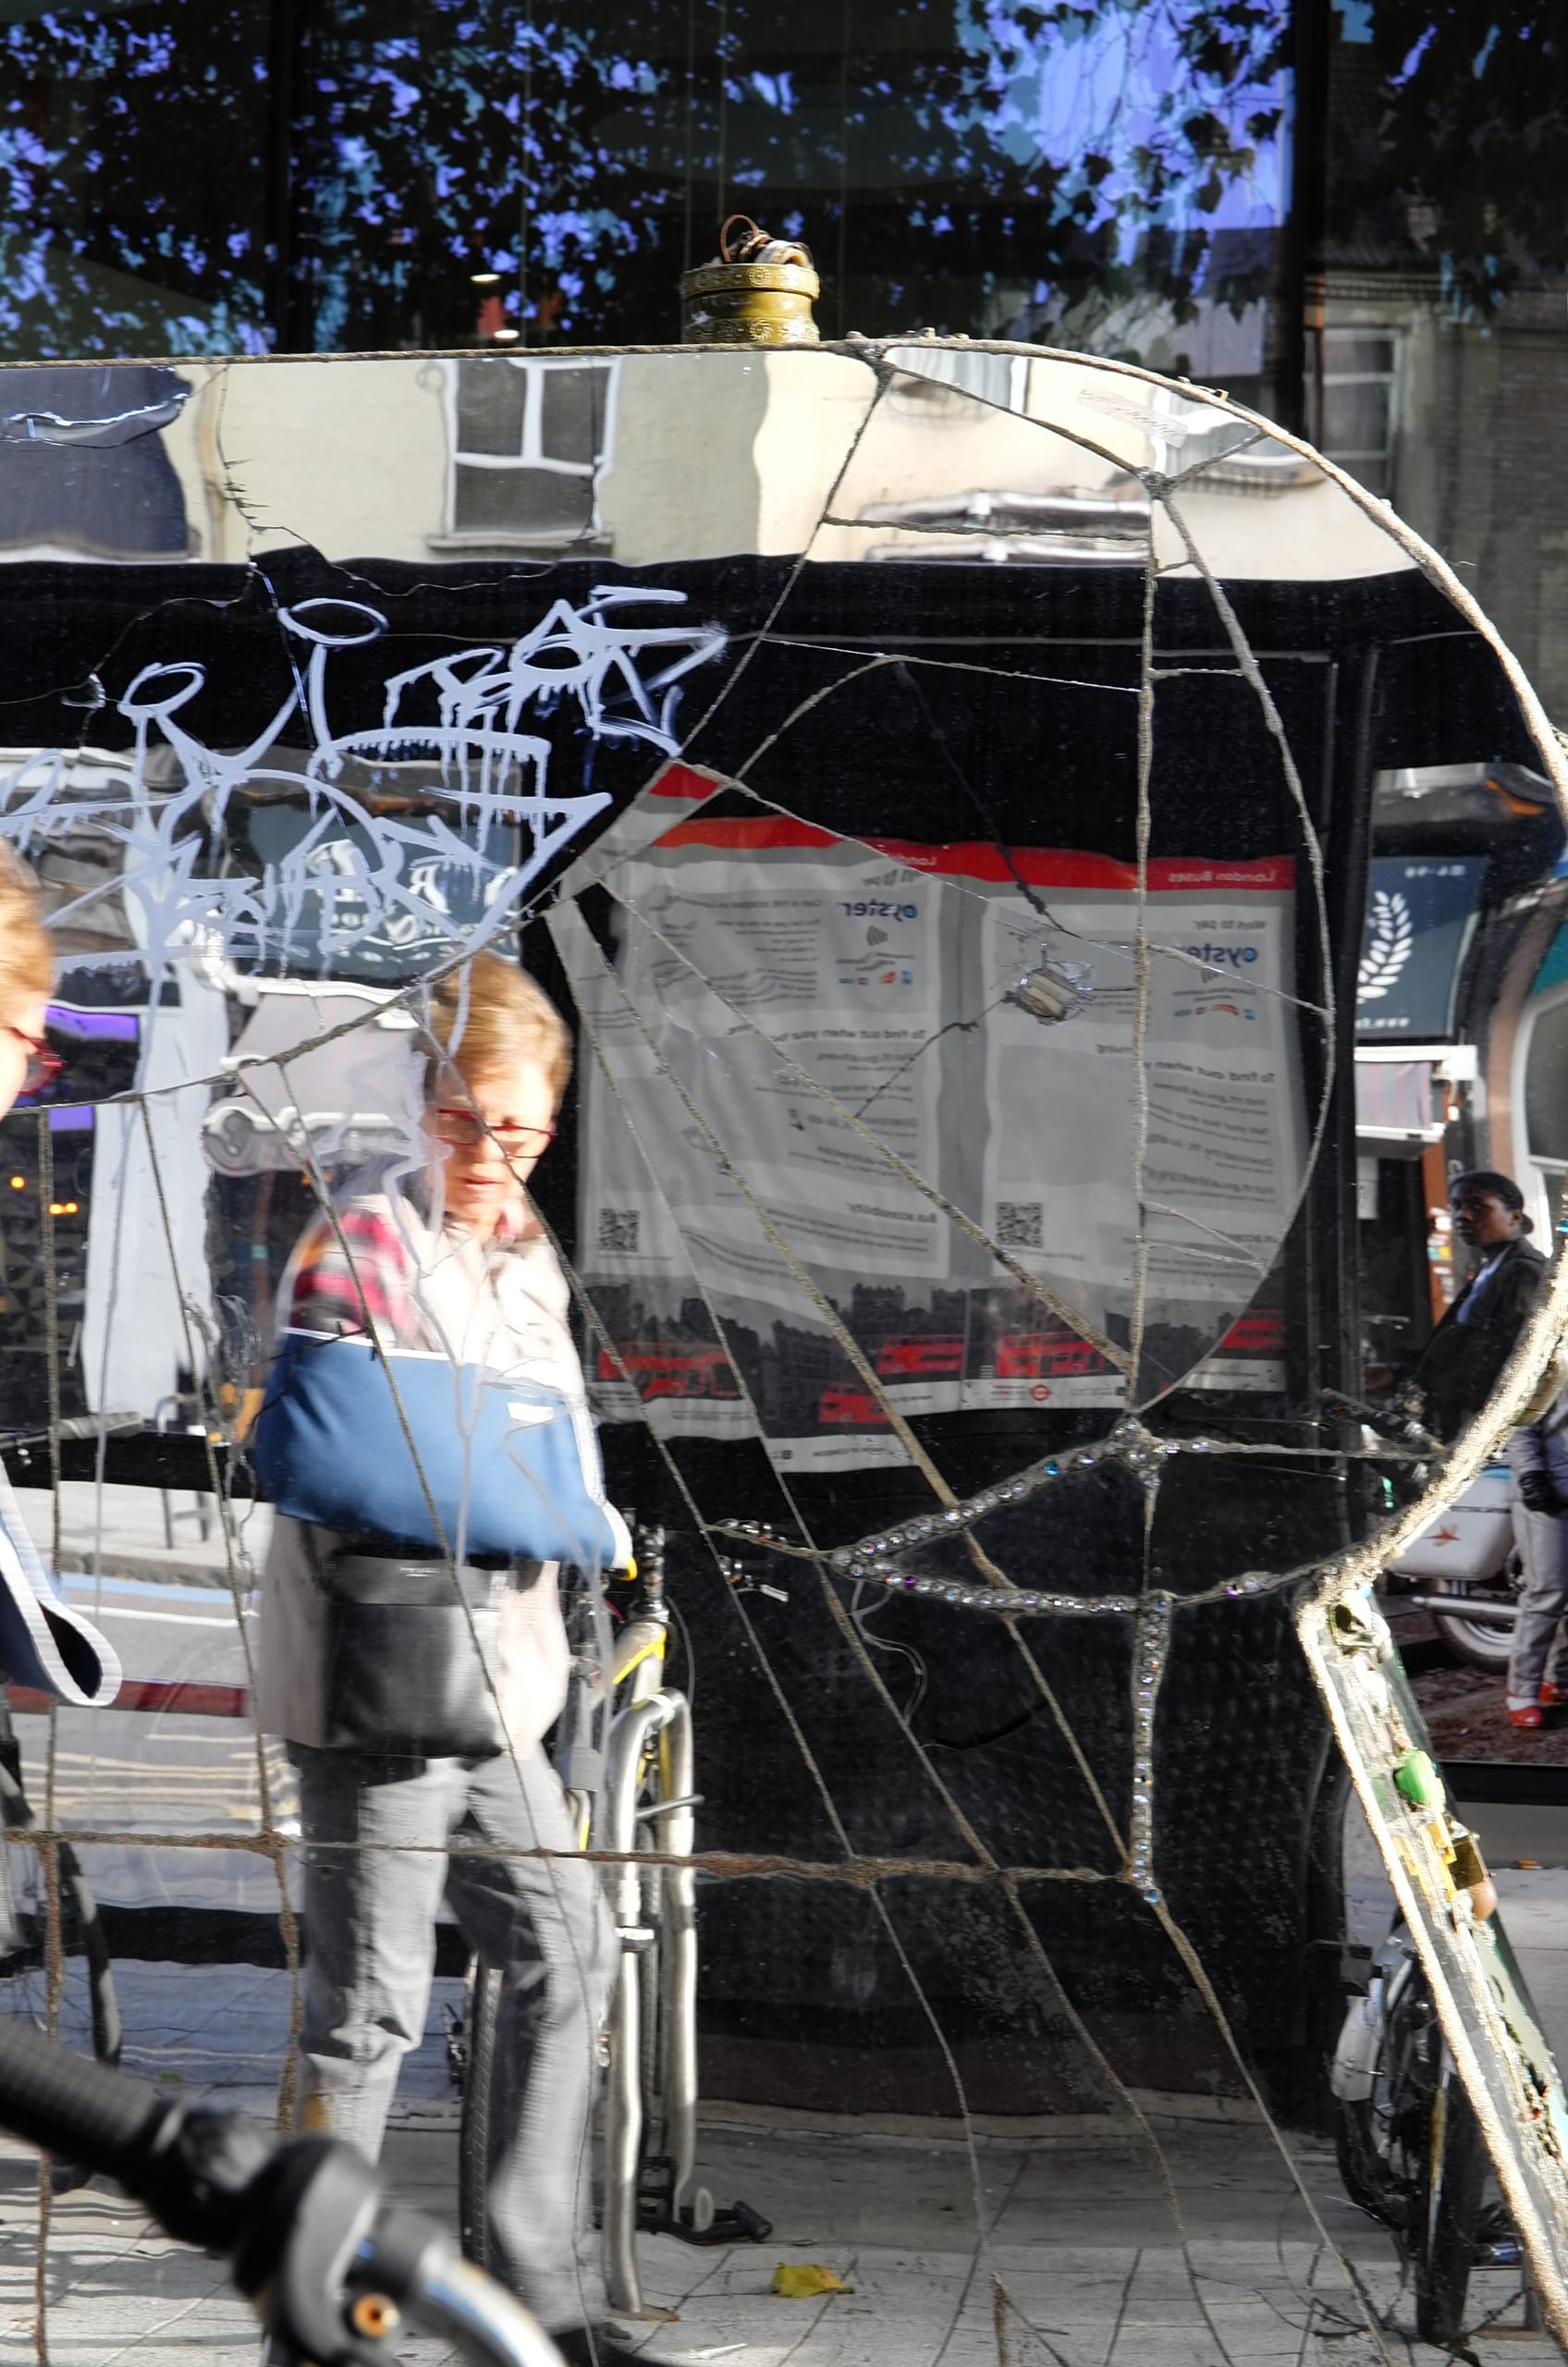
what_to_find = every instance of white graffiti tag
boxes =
[0,585,726,1015]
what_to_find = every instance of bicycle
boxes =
[454,1527,767,2319]
[0,1687,123,2194]
[0,2010,563,2367]
[1333,1918,1524,2344]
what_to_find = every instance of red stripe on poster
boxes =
[647,760,728,801]
[650,816,1295,892]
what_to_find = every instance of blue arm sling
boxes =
[252,1328,626,1568]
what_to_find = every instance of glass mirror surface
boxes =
[0,342,1565,2363]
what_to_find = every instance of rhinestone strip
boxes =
[826,1416,1195,1613]
[1128,1590,1173,1901]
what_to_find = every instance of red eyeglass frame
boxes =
[8,1024,62,1098]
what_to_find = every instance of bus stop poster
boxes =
[558,820,1305,1469]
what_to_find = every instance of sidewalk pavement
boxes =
[1,1925,1561,2366]
[9,1483,272,1588]
[4,2057,1534,2367]
[1,1536,1566,2361]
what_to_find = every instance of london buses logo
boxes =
[1357,887,1414,1003]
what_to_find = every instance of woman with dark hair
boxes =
[1410,1171,1545,1443]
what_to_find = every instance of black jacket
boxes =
[1413,1234,1547,1441]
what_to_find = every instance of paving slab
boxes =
[0,1794,1564,2362]
[2,2063,1558,2365]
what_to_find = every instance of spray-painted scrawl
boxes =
[0,582,725,1429]
[0,583,727,1036]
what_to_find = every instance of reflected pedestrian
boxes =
[0,851,120,1720]
[1506,1377,1568,1731]
[1410,1171,1544,1441]
[257,953,634,2363]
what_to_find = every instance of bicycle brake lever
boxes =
[241,2156,566,2367]
[231,2136,385,2367]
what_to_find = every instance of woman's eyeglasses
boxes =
[7,1026,62,1098]
[432,1107,556,1155]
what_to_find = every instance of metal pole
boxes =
[1277,0,1329,439]
[654,1696,697,2219]
[601,1693,673,2318]
[263,0,304,352]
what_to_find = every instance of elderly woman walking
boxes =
[256,952,631,2366]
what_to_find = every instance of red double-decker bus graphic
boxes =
[598,1343,741,1401]
[995,1330,1109,1380]
[874,1335,964,1379]
[818,1386,890,1427]
[1215,1311,1284,1355]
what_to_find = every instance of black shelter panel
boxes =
[0,539,1472,1474]
[3,347,1568,2364]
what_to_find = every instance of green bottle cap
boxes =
[1394,1748,1443,1809]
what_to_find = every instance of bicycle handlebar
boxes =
[1320,1386,1442,1455]
[0,2012,169,2181]
[0,2017,563,2367]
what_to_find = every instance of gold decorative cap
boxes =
[680,215,820,347]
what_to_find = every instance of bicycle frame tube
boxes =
[603,1692,666,2317]
[570,1598,666,1851]
[601,1686,693,2318]
[655,1698,697,2221]
[612,1618,668,1688]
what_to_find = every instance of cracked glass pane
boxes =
[0,343,1563,2366]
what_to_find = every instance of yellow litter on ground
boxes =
[770,2263,852,2299]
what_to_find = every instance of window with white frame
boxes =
[1306,329,1400,497]
[889,345,1032,412]
[443,357,617,546]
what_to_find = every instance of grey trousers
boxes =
[1509,1502,1568,1701]
[289,1741,616,2335]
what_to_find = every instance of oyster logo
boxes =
[1357,889,1414,1003]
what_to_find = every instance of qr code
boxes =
[995,1200,1043,1249]
[597,1207,641,1254]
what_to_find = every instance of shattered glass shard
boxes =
[0,343,1562,2365]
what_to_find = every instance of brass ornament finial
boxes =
[679,214,820,347]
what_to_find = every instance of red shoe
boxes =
[1508,1702,1545,1730]
[1543,1681,1562,1709]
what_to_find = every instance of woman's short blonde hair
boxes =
[0,847,54,1018]
[426,952,572,1107]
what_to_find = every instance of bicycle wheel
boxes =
[1334,2096,1415,2228]
[457,1953,504,2270]
[0,1708,122,2191]
[1332,1933,1428,2231]
[458,1757,665,2276]
[1415,2049,1488,2347]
